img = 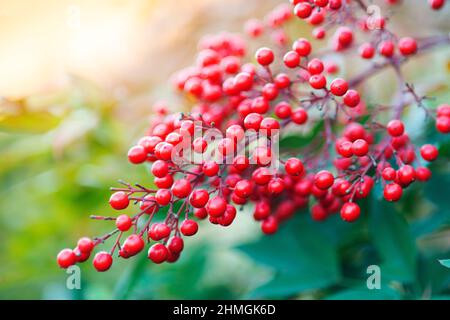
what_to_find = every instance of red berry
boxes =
[340,202,360,222]
[261,216,278,234]
[268,178,285,194]
[420,144,438,161]
[429,0,445,9]
[122,234,144,256]
[397,165,416,186]
[398,37,417,56]
[155,189,172,206]
[293,38,311,56]
[149,223,171,241]
[387,120,405,137]
[151,160,169,178]
[437,104,450,117]
[171,179,192,198]
[285,158,304,176]
[283,51,301,68]
[382,167,397,181]
[379,40,395,57]
[116,214,132,231]
[436,116,450,133]
[314,170,335,190]
[148,243,169,264]
[235,179,253,198]
[311,204,328,221]
[77,237,94,254]
[233,155,250,171]
[109,191,129,210]
[307,58,324,75]
[93,251,113,272]
[252,167,272,185]
[291,108,308,124]
[384,183,403,201]
[206,196,227,217]
[352,139,369,157]
[309,74,327,89]
[189,189,209,208]
[202,161,220,177]
[359,43,375,59]
[255,47,274,66]
[343,89,360,108]
[128,145,147,164]
[168,236,184,254]
[416,167,432,181]
[180,220,198,236]
[337,140,353,158]
[330,78,349,96]
[274,73,291,89]
[254,200,271,220]
[294,2,312,19]
[244,112,263,130]
[275,101,292,119]
[57,249,76,269]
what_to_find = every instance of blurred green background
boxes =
[0,0,449,299]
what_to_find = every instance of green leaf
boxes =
[280,121,323,150]
[368,196,417,283]
[325,286,401,300]
[238,214,340,298]
[439,259,450,269]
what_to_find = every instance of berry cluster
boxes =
[57,0,449,271]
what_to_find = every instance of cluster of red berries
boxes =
[57,0,449,271]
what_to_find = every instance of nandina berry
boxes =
[194,207,208,219]
[244,112,263,130]
[311,204,328,221]
[154,142,174,161]
[387,120,405,137]
[309,74,327,89]
[109,191,129,210]
[93,251,113,272]
[149,223,171,241]
[293,38,311,56]
[77,237,94,254]
[429,0,445,9]
[397,165,416,186]
[154,174,174,189]
[192,137,208,153]
[382,167,397,181]
[275,102,292,119]
[336,27,353,47]
[189,189,209,208]
[268,178,285,194]
[314,170,335,190]
[206,196,227,217]
[398,37,417,56]
[254,200,271,221]
[217,204,237,227]
[437,104,450,117]
[294,2,313,19]
[128,145,147,164]
[343,90,360,108]
[74,247,90,263]
[116,214,133,231]
[251,96,270,114]
[122,234,144,256]
[379,40,395,57]
[255,47,274,65]
[235,179,253,198]
[344,122,366,141]
[180,219,198,236]
[139,136,162,154]
[329,0,342,9]
[436,116,450,133]
[202,161,220,177]
[291,108,308,124]
[384,183,403,201]
[337,140,353,158]
[260,117,281,135]
[261,216,278,234]
[232,155,250,171]
[252,167,272,185]
[140,195,158,214]
[262,83,279,100]
[340,202,360,222]
[151,160,169,178]
[307,58,324,75]
[359,43,375,59]
[155,189,172,206]
[420,144,438,161]
[285,158,304,176]
[330,78,349,96]
[57,249,76,269]
[283,50,300,68]
[314,0,329,7]
[171,179,192,198]
[234,72,253,92]
[168,236,184,254]
[274,73,291,89]
[148,243,169,264]
[352,139,369,157]
[416,167,432,181]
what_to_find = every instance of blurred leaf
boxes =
[280,121,323,150]
[439,259,450,269]
[325,286,401,300]
[238,214,340,298]
[368,196,417,283]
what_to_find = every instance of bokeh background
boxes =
[0,0,449,299]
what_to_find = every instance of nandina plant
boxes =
[57,0,449,273]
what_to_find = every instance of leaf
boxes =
[325,286,401,300]
[280,121,323,149]
[237,214,340,298]
[439,259,450,269]
[368,196,417,283]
